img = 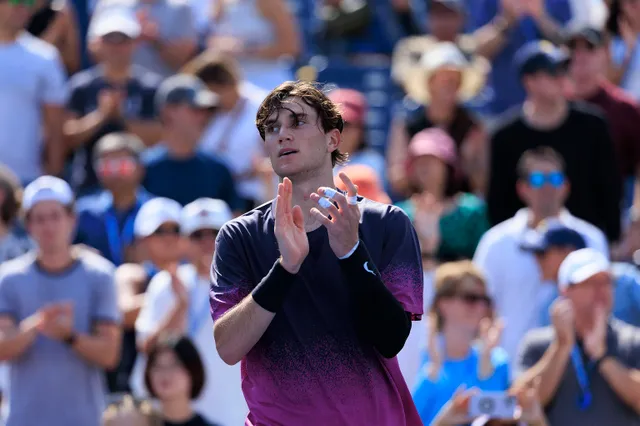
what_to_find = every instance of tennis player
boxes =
[210,81,424,425]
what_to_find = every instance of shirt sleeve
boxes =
[486,129,513,226]
[42,50,69,105]
[92,262,121,324]
[210,223,254,322]
[139,82,159,120]
[377,206,424,319]
[66,75,86,116]
[0,269,17,320]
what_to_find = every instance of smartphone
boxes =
[469,391,518,420]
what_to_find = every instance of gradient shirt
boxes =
[210,198,424,426]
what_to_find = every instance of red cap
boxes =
[408,128,457,165]
[328,89,367,126]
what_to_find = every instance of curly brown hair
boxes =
[256,81,348,167]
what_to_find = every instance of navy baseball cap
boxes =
[155,74,219,111]
[514,41,570,77]
[520,222,587,253]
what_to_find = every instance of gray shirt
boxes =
[0,251,120,426]
[516,320,640,426]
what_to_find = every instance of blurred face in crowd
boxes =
[517,158,568,218]
[205,82,237,110]
[523,70,566,103]
[0,0,34,33]
[437,277,491,334]
[427,68,462,107]
[143,221,183,265]
[95,149,143,193]
[148,349,192,402]
[339,122,364,155]
[186,227,217,269]
[162,103,209,141]
[26,201,75,253]
[411,154,448,195]
[568,39,606,85]
[622,0,640,24]
[535,246,576,281]
[564,271,613,321]
[427,3,464,41]
[93,32,136,68]
[263,98,339,178]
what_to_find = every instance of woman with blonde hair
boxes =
[412,261,510,425]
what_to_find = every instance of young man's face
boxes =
[517,159,568,218]
[26,201,75,252]
[95,149,142,192]
[262,97,339,178]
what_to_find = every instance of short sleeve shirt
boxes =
[67,65,161,192]
[516,321,640,425]
[0,251,120,426]
[210,199,424,426]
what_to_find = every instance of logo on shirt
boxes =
[363,262,375,276]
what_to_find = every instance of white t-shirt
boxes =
[0,33,68,182]
[131,264,248,426]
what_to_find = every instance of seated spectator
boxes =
[113,197,184,393]
[327,88,386,182]
[335,164,391,204]
[608,0,640,100]
[64,9,162,194]
[132,198,247,425]
[142,75,242,210]
[206,0,299,91]
[474,146,607,367]
[472,0,571,115]
[397,128,489,264]
[0,176,121,426]
[27,0,80,74]
[75,133,153,267]
[514,249,640,424]
[388,42,489,197]
[183,52,269,210]
[103,395,162,426]
[412,261,509,425]
[144,336,220,426]
[487,41,621,242]
[92,0,198,78]
[0,166,34,263]
[0,0,67,183]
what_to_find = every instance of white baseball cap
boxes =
[134,197,182,238]
[558,248,610,291]
[181,198,232,236]
[89,9,141,40]
[23,176,74,211]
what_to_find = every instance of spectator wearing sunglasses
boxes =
[475,147,607,368]
[412,261,509,425]
[565,26,640,212]
[132,198,247,426]
[63,9,162,195]
[112,197,184,393]
[75,132,153,269]
[487,41,621,243]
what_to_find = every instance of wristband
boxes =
[251,260,297,313]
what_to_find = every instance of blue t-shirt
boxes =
[142,149,241,208]
[412,345,511,425]
[210,198,424,425]
[74,189,153,265]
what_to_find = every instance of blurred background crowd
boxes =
[1,0,640,424]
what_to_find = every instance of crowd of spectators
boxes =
[1,0,640,425]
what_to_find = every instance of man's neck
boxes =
[573,78,602,100]
[162,398,193,423]
[426,101,456,126]
[523,98,569,130]
[528,209,562,228]
[163,130,198,159]
[442,325,473,360]
[111,187,139,211]
[289,167,337,232]
[0,28,21,44]
[102,64,131,85]
[37,249,75,272]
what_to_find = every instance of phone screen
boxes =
[468,391,518,420]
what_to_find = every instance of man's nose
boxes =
[277,129,293,144]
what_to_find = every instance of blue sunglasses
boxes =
[528,171,565,188]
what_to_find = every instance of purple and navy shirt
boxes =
[210,198,424,426]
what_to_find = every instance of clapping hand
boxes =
[167,263,189,307]
[309,172,360,259]
[513,377,545,424]
[550,297,575,348]
[274,177,309,274]
[584,304,608,360]
[500,0,526,22]
[37,302,74,341]
[479,317,504,353]
[432,385,479,426]
[523,0,545,19]
[137,9,159,43]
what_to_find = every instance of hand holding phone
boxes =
[469,391,518,420]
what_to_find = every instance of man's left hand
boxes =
[584,305,608,360]
[310,172,360,259]
[37,302,74,341]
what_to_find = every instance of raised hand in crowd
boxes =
[431,385,479,426]
[512,377,548,426]
[478,317,505,378]
[522,0,545,19]
[275,177,309,273]
[500,0,526,22]
[137,8,160,43]
[36,302,74,341]
[583,304,608,360]
[98,89,125,119]
[550,297,575,348]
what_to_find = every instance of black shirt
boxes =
[487,102,621,242]
[165,413,217,426]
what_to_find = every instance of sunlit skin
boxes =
[438,278,491,335]
[186,228,217,270]
[90,32,136,69]
[564,271,613,328]
[427,68,463,106]
[516,159,569,220]
[143,222,184,265]
[148,350,192,401]
[26,200,75,254]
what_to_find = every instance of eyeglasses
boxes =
[189,229,218,241]
[457,292,492,305]
[152,226,180,237]
[528,171,565,189]
[96,157,137,178]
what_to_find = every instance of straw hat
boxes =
[405,41,489,105]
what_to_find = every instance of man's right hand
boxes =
[550,298,575,348]
[274,177,309,274]
[97,90,122,118]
